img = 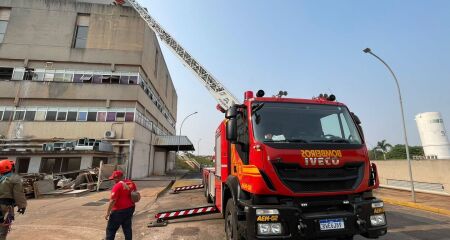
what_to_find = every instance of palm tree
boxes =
[375,140,392,160]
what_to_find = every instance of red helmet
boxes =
[0,160,13,174]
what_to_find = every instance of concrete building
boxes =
[0,0,193,178]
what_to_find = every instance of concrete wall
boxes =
[0,0,177,119]
[373,159,450,195]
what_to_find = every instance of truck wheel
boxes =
[225,199,240,240]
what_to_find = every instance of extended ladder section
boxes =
[116,0,240,110]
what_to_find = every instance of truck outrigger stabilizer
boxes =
[148,205,219,227]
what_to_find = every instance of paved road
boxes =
[144,174,450,240]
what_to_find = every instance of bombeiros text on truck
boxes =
[113,1,388,239]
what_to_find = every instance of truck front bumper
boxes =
[243,198,387,239]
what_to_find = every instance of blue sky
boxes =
[143,0,450,155]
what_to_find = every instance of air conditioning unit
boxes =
[104,130,116,139]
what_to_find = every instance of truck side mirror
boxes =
[351,112,361,125]
[226,118,237,142]
[225,106,238,119]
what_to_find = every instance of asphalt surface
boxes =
[145,173,450,240]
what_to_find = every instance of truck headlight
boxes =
[257,223,283,235]
[370,214,386,226]
[256,209,279,215]
[371,202,384,208]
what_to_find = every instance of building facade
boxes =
[0,0,192,178]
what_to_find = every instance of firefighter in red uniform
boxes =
[105,170,137,240]
[0,160,27,240]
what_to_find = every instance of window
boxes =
[87,112,97,121]
[236,110,249,164]
[0,67,13,80]
[92,157,108,168]
[40,157,81,173]
[129,76,137,84]
[0,8,11,43]
[125,112,134,122]
[116,112,125,121]
[23,68,34,80]
[13,111,24,121]
[106,112,116,122]
[77,111,87,121]
[12,68,25,80]
[67,111,78,121]
[73,14,90,48]
[32,69,45,81]
[16,157,30,174]
[24,111,36,121]
[111,75,120,84]
[1,110,12,121]
[46,111,57,121]
[97,112,106,122]
[0,111,2,120]
[120,75,129,84]
[154,48,159,78]
[53,71,65,82]
[57,111,67,121]
[44,70,55,81]
[35,111,46,121]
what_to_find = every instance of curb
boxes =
[382,197,450,216]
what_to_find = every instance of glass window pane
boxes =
[14,111,25,121]
[93,75,102,84]
[53,72,65,82]
[57,112,67,121]
[74,38,86,48]
[87,112,97,121]
[46,111,57,121]
[0,21,7,33]
[12,68,25,80]
[111,75,120,84]
[63,72,73,82]
[77,112,87,121]
[0,33,4,43]
[73,74,83,83]
[97,112,106,122]
[125,112,134,122]
[32,69,45,81]
[67,111,77,121]
[25,111,36,121]
[0,111,2,120]
[129,76,138,84]
[116,112,125,121]
[119,75,129,84]
[106,112,116,122]
[35,111,46,121]
[1,111,12,121]
[76,26,88,39]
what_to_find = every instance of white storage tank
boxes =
[415,112,450,159]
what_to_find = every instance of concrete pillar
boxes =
[27,156,41,173]
[80,156,93,170]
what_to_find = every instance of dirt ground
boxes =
[8,180,170,240]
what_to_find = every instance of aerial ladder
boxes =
[114,0,239,111]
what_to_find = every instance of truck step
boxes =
[171,184,204,193]
[149,205,218,227]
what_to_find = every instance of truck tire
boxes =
[225,199,242,240]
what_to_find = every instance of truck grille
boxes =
[273,162,364,193]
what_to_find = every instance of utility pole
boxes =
[363,48,416,202]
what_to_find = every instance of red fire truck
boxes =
[202,90,387,239]
[115,1,387,239]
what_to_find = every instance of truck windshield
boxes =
[252,102,362,144]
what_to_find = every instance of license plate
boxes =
[319,218,345,231]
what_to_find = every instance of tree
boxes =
[375,140,392,160]
[385,144,424,159]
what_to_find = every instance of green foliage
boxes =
[184,152,214,167]
[369,140,424,160]
[385,144,424,160]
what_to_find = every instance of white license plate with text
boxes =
[319,218,345,231]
